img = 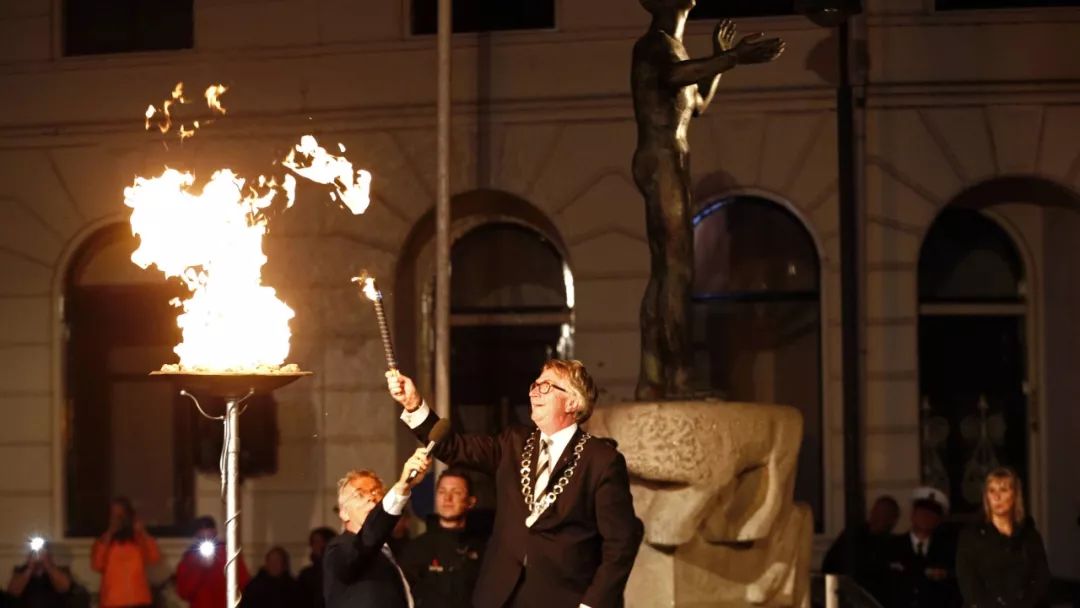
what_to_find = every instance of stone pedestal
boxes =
[588,401,812,607]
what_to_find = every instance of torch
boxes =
[354,273,397,372]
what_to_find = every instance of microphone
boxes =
[408,419,450,482]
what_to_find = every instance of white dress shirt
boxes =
[909,531,931,556]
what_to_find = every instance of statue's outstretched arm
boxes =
[664,25,785,115]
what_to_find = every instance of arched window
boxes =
[64,224,277,537]
[449,222,572,435]
[918,208,1028,515]
[64,224,194,536]
[692,195,823,529]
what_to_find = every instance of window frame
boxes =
[690,193,826,532]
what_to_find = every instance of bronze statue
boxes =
[631,1,784,399]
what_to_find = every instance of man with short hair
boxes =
[389,359,643,608]
[323,448,432,608]
[400,469,487,608]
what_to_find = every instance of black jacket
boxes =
[822,523,894,604]
[408,411,644,608]
[399,518,486,608]
[239,569,303,608]
[956,519,1050,608]
[323,503,410,608]
[884,531,960,608]
[297,560,323,608]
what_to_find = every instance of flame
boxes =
[205,85,228,115]
[352,273,379,302]
[125,168,295,372]
[145,82,227,141]
[282,135,372,214]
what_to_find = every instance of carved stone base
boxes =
[588,400,811,607]
[625,503,812,607]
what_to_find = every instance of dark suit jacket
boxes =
[885,531,960,608]
[323,502,410,608]
[409,411,644,608]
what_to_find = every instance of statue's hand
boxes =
[712,20,736,54]
[732,33,785,65]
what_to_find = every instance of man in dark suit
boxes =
[323,447,432,608]
[885,487,961,608]
[388,359,644,608]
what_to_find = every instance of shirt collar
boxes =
[541,423,579,455]
[909,531,931,551]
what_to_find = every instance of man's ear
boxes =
[466,496,478,510]
[565,396,581,414]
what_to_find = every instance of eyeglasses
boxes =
[529,380,568,395]
[341,487,382,507]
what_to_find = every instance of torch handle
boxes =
[372,295,398,371]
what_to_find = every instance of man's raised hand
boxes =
[386,371,421,412]
[397,447,433,491]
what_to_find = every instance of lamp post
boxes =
[796,0,865,527]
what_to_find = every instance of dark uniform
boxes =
[884,531,960,608]
[399,518,486,608]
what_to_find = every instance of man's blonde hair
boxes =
[542,359,598,423]
[336,469,383,510]
[983,467,1025,524]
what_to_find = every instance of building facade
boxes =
[0,0,1077,596]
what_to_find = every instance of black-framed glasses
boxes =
[529,380,568,395]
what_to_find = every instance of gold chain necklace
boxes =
[519,430,590,515]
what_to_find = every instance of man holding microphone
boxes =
[324,447,433,608]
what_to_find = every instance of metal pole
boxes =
[225,397,241,608]
[435,0,452,421]
[837,19,865,526]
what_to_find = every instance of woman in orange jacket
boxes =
[91,497,161,607]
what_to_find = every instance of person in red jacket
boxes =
[176,516,251,608]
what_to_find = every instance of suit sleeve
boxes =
[324,503,401,582]
[581,451,644,608]
[404,409,504,475]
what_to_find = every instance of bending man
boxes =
[324,448,432,608]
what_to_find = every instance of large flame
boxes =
[126,168,295,372]
[130,84,374,373]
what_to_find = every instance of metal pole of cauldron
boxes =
[435,0,452,422]
[225,396,241,608]
[156,372,311,608]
